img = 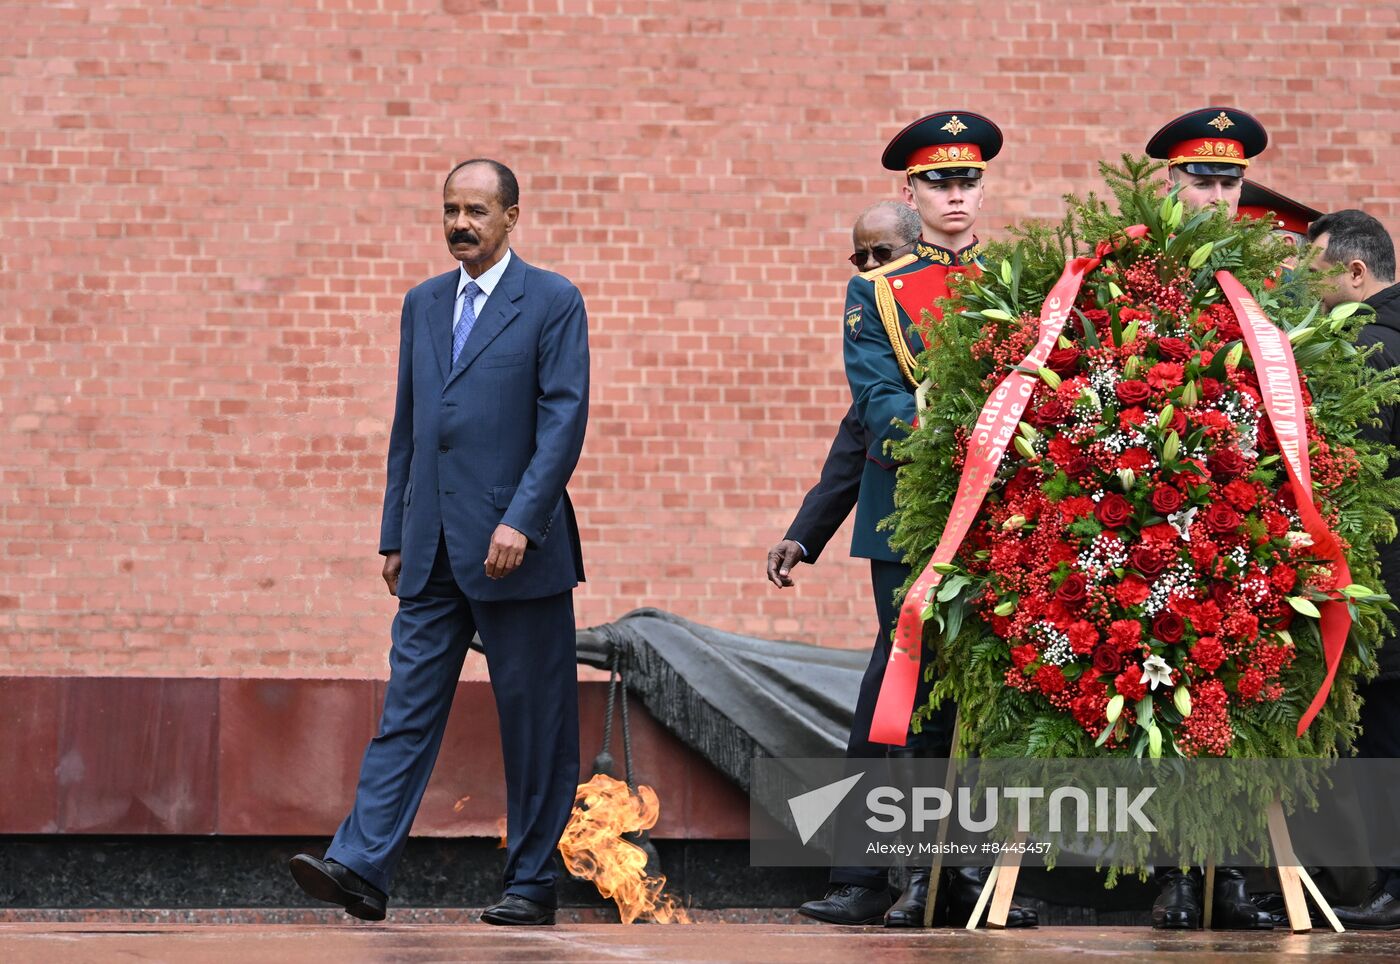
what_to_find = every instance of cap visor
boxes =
[1179,162,1245,177]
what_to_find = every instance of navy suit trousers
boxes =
[327,534,580,906]
[830,558,957,888]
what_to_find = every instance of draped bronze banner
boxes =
[1216,270,1353,737]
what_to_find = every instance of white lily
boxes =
[1141,655,1174,692]
[1167,506,1198,542]
[1286,531,1315,548]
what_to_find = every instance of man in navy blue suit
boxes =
[289,158,589,927]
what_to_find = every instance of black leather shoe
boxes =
[1253,891,1327,929]
[946,866,1039,928]
[1334,883,1400,930]
[1212,867,1273,930]
[481,893,556,926]
[288,854,387,922]
[1152,868,1201,929]
[797,884,892,925]
[884,869,930,928]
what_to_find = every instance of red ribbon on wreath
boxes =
[1216,271,1352,737]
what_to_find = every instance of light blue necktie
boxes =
[452,280,481,366]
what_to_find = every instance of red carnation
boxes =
[1056,572,1089,608]
[1156,337,1192,361]
[1119,406,1148,431]
[1068,620,1100,655]
[1048,436,1075,464]
[1092,643,1124,675]
[1209,447,1248,480]
[1222,479,1257,511]
[1109,618,1143,651]
[1269,564,1297,593]
[1150,486,1185,515]
[1191,636,1226,672]
[1095,493,1133,529]
[1118,447,1154,473]
[1237,667,1265,700]
[1115,667,1148,703]
[1116,380,1152,406]
[1034,665,1068,695]
[1114,577,1150,608]
[1204,503,1242,535]
[1141,522,1180,543]
[1152,610,1186,644]
[1010,643,1039,670]
[1146,362,1185,390]
[1189,538,1219,567]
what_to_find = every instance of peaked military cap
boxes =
[1146,107,1268,177]
[1237,180,1322,235]
[881,110,1003,181]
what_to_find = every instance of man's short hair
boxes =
[443,158,520,209]
[1308,209,1396,283]
[860,200,921,245]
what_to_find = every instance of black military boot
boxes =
[1212,867,1273,930]
[946,866,1039,927]
[1152,868,1202,929]
[884,869,930,927]
[798,884,893,925]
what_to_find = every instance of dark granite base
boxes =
[15,836,1363,927]
[0,837,825,914]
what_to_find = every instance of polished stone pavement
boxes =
[3,923,1400,962]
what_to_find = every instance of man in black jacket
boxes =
[766,201,919,588]
[1310,209,1400,929]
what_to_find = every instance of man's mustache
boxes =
[450,230,479,245]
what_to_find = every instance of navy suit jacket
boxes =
[379,252,589,601]
[783,403,866,563]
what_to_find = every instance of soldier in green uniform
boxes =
[1144,107,1277,932]
[798,111,1037,929]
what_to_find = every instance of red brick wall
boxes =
[4,1,1399,676]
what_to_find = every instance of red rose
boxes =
[1156,337,1192,361]
[1152,611,1185,644]
[1222,479,1257,511]
[1032,398,1070,426]
[1208,447,1248,480]
[1167,408,1188,435]
[1095,493,1133,529]
[1150,486,1185,515]
[1109,618,1143,651]
[1146,362,1185,390]
[1116,380,1152,406]
[1092,643,1124,675]
[1114,576,1150,608]
[1130,543,1169,578]
[1010,643,1039,670]
[1056,572,1089,608]
[1034,665,1068,695]
[1204,503,1242,535]
[1200,377,1224,402]
[1257,418,1278,454]
[1047,346,1081,375]
[1210,581,1232,607]
[1115,667,1148,702]
[1064,456,1091,478]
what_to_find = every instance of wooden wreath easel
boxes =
[950,792,1344,932]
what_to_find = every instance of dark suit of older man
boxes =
[291,159,588,927]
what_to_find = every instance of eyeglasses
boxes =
[848,242,913,268]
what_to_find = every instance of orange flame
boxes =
[495,816,508,850]
[557,773,691,924]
